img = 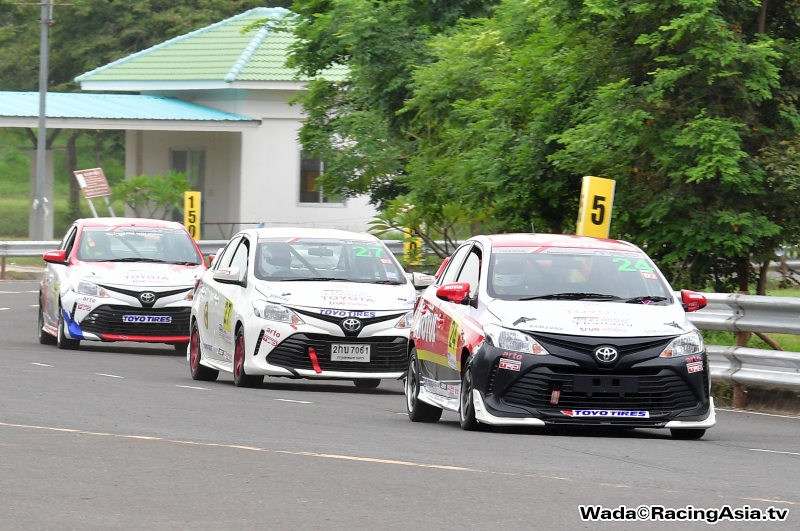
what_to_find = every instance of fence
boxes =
[0,239,407,279]
[686,292,800,408]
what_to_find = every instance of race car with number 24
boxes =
[188,228,422,388]
[405,233,715,439]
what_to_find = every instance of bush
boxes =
[112,171,191,219]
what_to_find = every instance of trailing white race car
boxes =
[188,228,421,388]
[38,218,206,350]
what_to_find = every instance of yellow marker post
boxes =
[184,191,201,240]
[576,176,615,238]
[403,231,423,266]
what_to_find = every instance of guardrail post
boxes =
[732,331,750,409]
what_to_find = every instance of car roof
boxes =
[484,233,638,252]
[248,227,380,242]
[77,217,187,230]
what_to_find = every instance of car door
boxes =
[203,236,240,362]
[44,225,77,328]
[212,236,251,364]
[418,244,471,383]
[439,245,482,383]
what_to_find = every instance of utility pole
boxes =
[32,0,54,240]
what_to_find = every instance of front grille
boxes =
[80,305,191,336]
[534,335,673,357]
[502,367,700,412]
[266,333,408,373]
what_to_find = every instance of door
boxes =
[44,226,77,328]
[438,246,482,383]
[212,236,251,365]
[417,244,472,384]
[203,236,240,362]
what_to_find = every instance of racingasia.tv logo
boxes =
[579,504,789,523]
[561,410,649,418]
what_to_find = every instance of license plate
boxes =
[331,344,370,362]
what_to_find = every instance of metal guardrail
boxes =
[0,239,407,279]
[686,293,800,394]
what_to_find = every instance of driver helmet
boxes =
[84,231,112,258]
[261,243,293,276]
[493,257,526,293]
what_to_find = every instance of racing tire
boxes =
[406,349,442,423]
[233,328,263,388]
[353,379,381,389]
[459,361,482,431]
[37,301,56,345]
[56,302,80,350]
[189,322,218,382]
[174,342,190,354]
[670,428,706,440]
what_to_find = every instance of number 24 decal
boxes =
[613,258,655,273]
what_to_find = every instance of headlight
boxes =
[75,281,108,298]
[252,300,304,325]
[483,323,549,355]
[660,330,704,357]
[395,311,414,329]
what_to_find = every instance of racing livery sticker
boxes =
[447,319,460,369]
[561,410,650,418]
[203,302,209,329]
[223,299,233,332]
[123,315,172,323]
[499,359,521,371]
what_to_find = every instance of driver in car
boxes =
[259,243,294,277]
[81,231,114,260]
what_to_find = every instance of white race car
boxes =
[38,218,206,350]
[188,228,420,388]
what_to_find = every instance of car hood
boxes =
[256,281,417,312]
[486,299,691,337]
[69,261,204,289]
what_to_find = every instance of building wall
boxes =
[125,129,241,237]
[166,89,379,233]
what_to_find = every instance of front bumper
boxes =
[62,301,191,343]
[254,332,408,379]
[470,337,714,429]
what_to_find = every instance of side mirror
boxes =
[436,282,470,304]
[411,272,435,290]
[43,250,67,264]
[434,256,451,279]
[681,290,707,312]
[213,266,244,286]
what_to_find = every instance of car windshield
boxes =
[76,226,202,264]
[487,247,671,303]
[254,238,406,284]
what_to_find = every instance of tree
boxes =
[287,0,499,208]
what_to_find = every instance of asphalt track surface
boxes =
[0,281,798,530]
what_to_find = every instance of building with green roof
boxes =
[0,7,370,239]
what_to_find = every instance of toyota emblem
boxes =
[140,292,156,304]
[341,318,362,332]
[594,346,618,364]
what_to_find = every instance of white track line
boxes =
[31,363,52,367]
[95,373,123,379]
[718,408,800,420]
[30,304,38,307]
[0,308,8,311]
[274,398,312,404]
[0,291,39,294]
[749,448,800,457]
[175,385,208,390]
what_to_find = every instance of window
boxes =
[456,249,481,299]
[439,245,472,285]
[213,237,240,271]
[299,154,341,204]
[228,238,250,281]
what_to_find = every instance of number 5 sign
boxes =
[576,176,615,238]
[184,191,201,240]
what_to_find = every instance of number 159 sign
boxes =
[576,176,615,238]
